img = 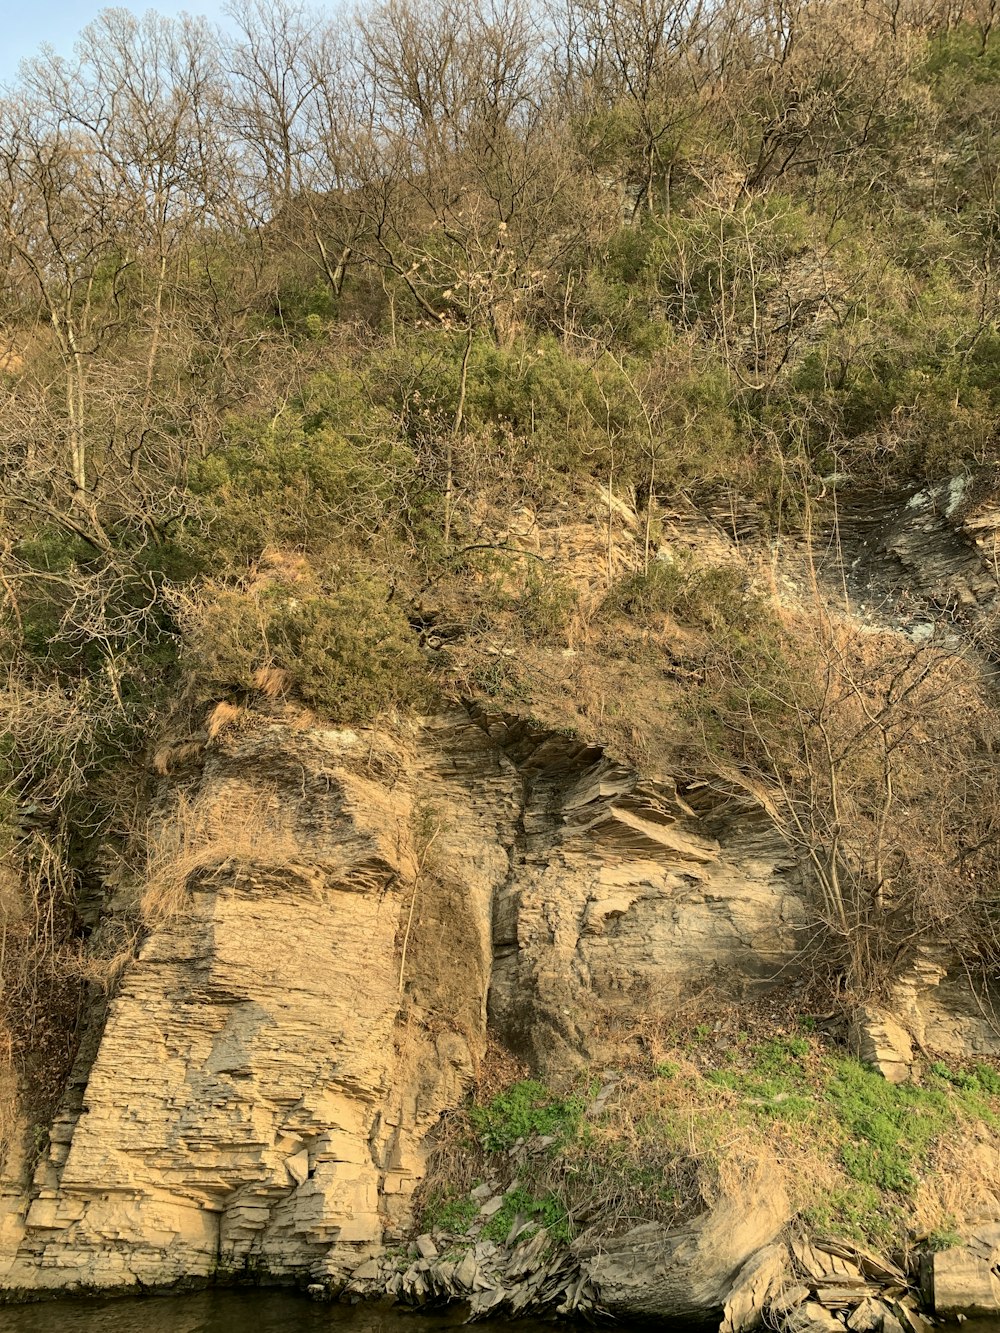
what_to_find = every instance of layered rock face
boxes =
[0,705,805,1293]
[476,710,805,1074]
[0,716,512,1291]
[3,471,1000,1297]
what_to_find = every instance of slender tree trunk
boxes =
[446,324,474,549]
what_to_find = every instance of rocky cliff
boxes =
[0,704,807,1292]
[3,474,1000,1311]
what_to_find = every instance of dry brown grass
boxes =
[206,700,242,740]
[252,666,290,700]
[141,785,299,924]
[913,1126,1000,1237]
[151,738,205,775]
[0,338,23,374]
[0,1020,23,1178]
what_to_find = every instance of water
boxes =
[6,1291,1000,1333]
[0,1291,556,1333]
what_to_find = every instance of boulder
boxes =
[925,1245,1000,1317]
[579,1183,791,1320]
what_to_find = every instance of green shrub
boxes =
[455,551,578,647]
[190,399,414,564]
[603,561,685,620]
[470,1080,584,1154]
[603,556,760,635]
[267,583,431,721]
[178,572,432,724]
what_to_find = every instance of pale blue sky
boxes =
[1,2,230,85]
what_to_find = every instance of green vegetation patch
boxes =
[482,1187,571,1245]
[422,1040,1000,1257]
[178,570,433,724]
[420,1186,480,1234]
[469,1079,585,1153]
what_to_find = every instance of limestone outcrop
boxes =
[0,715,512,1292]
[3,472,1000,1309]
[471,707,806,1075]
[0,702,806,1297]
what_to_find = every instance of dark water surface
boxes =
[5,1292,1000,1333]
[0,1291,561,1333]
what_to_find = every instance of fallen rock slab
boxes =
[580,1184,791,1320]
[786,1299,846,1333]
[721,1242,790,1333]
[847,1296,887,1332]
[925,1245,1000,1318]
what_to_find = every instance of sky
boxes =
[1,1,230,86]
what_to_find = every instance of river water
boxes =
[5,1291,1000,1333]
[0,1291,565,1333]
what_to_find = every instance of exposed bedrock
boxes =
[0,704,810,1294]
[3,473,1000,1300]
[820,471,1000,633]
[472,707,807,1075]
[0,714,511,1291]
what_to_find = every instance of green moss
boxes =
[704,1037,817,1124]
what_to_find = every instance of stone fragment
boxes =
[415,1234,438,1260]
[721,1242,789,1333]
[350,1258,382,1280]
[849,1007,914,1084]
[433,1260,456,1292]
[771,1285,812,1317]
[927,1246,1000,1317]
[454,1250,478,1290]
[890,1297,931,1333]
[586,1079,620,1118]
[286,1150,310,1187]
[471,1182,492,1202]
[816,1283,879,1304]
[480,1195,505,1217]
[814,1239,908,1288]
[786,1300,845,1333]
[847,1296,887,1332]
[469,1286,505,1315]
